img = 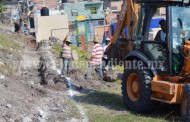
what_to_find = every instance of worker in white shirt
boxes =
[154,20,166,42]
[102,37,112,74]
[85,36,104,80]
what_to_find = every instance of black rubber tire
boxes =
[181,84,190,122]
[122,65,159,113]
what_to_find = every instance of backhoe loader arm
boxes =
[105,0,139,64]
[111,0,140,43]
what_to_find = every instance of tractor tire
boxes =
[122,65,158,113]
[181,84,190,122]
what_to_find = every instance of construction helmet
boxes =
[93,36,99,43]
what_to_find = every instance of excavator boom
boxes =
[106,0,139,63]
[111,0,139,43]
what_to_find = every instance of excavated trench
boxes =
[38,40,89,121]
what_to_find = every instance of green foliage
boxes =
[0,0,12,3]
[52,43,62,58]
[57,99,81,120]
[53,43,91,60]
[0,34,23,51]
[0,2,7,16]
[78,88,179,122]
[0,33,25,74]
[71,45,91,60]
[52,44,91,72]
[0,64,5,73]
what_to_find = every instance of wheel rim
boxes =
[182,92,188,115]
[127,73,141,101]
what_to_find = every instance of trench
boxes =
[38,41,89,121]
[65,77,89,122]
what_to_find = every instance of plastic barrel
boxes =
[29,18,34,28]
[41,7,49,16]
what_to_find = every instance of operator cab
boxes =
[134,0,190,75]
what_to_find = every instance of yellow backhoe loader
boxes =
[107,0,190,121]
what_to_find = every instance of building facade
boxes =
[64,1,104,22]
[101,0,122,25]
[101,0,122,10]
[32,0,58,9]
[64,1,105,42]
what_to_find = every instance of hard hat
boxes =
[106,38,111,41]
[93,36,99,43]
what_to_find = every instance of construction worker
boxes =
[61,35,72,77]
[85,36,103,80]
[154,19,166,42]
[102,37,112,74]
[155,19,185,42]
[14,22,20,33]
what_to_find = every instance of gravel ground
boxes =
[0,26,123,122]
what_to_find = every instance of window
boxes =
[90,7,97,14]
[171,6,190,74]
[98,20,104,25]
[148,7,166,41]
[62,0,67,3]
[71,9,78,16]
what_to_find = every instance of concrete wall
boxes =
[94,25,110,43]
[35,14,69,42]
[103,1,122,10]
[110,1,122,11]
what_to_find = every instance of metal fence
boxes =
[51,28,69,40]
[51,28,77,45]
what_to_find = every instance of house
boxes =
[28,0,69,42]
[64,1,104,23]
[34,14,69,42]
[102,0,122,25]
[102,0,122,10]
[64,1,105,42]
[32,0,58,9]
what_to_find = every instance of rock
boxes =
[9,119,14,122]
[6,104,11,109]
[0,75,5,80]
[27,72,36,76]
[21,71,28,76]
[22,117,32,122]
[0,61,4,66]
[33,108,44,118]
[38,110,44,118]
[28,81,34,85]
[47,70,59,76]
[49,36,59,42]
[53,75,66,84]
[103,70,123,82]
[5,112,11,118]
